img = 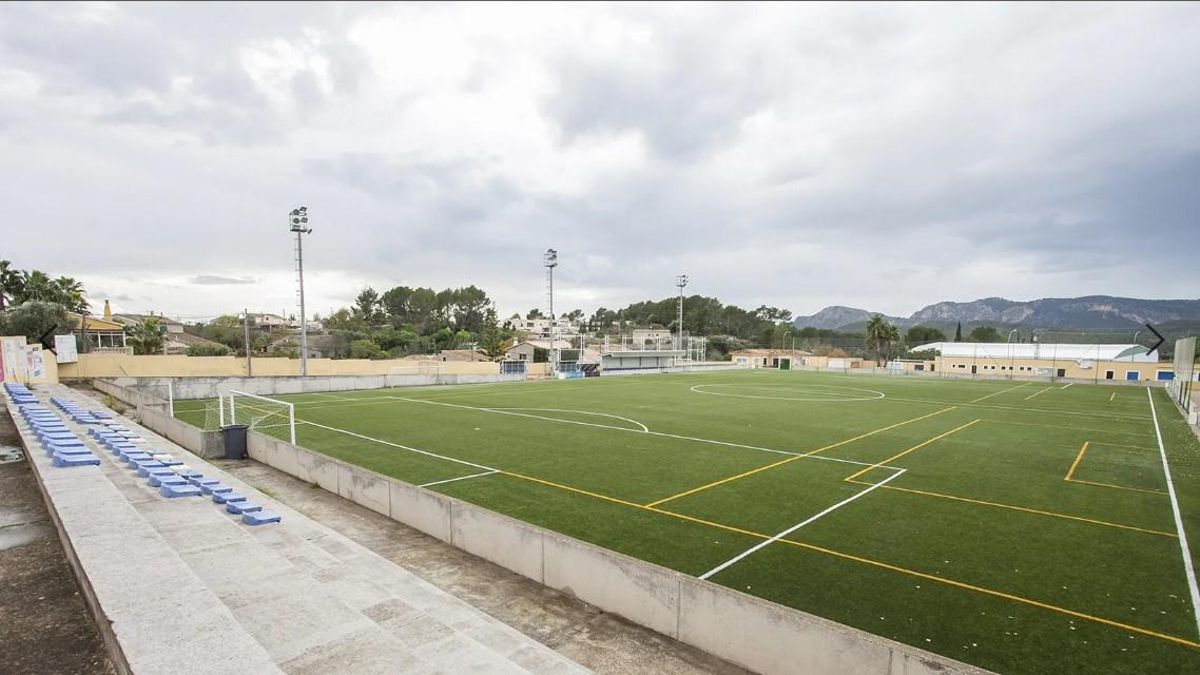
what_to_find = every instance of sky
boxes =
[2,2,1198,323]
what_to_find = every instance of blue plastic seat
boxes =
[161,484,202,498]
[53,453,101,467]
[242,511,281,525]
[212,491,246,504]
[225,501,261,514]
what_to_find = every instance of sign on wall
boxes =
[0,337,25,383]
[25,345,45,380]
[55,335,79,363]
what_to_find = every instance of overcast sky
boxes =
[2,2,1198,322]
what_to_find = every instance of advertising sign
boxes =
[55,335,79,363]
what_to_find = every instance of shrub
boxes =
[187,343,232,357]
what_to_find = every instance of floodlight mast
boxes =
[675,274,688,354]
[290,207,312,377]
[544,249,559,372]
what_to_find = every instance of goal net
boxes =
[227,390,296,444]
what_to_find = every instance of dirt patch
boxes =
[0,411,116,675]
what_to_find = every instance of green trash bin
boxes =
[221,424,249,459]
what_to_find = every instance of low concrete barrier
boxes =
[238,432,984,675]
[103,373,525,400]
[93,379,226,458]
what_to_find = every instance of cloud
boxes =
[191,275,258,286]
[2,2,1198,320]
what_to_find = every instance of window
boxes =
[1105,370,1114,380]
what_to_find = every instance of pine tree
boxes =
[954,322,962,342]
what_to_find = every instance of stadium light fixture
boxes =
[544,249,559,371]
[290,206,313,377]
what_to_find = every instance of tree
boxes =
[479,324,510,360]
[126,317,166,355]
[954,322,963,342]
[0,301,73,344]
[52,276,88,313]
[0,260,19,310]
[526,308,545,320]
[187,343,231,356]
[906,325,947,345]
[354,287,381,324]
[967,325,1002,343]
[348,338,385,359]
[564,309,584,323]
[865,315,900,365]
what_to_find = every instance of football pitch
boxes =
[174,370,1200,674]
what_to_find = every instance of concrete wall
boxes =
[93,379,226,458]
[58,352,503,379]
[102,372,525,400]
[236,431,984,675]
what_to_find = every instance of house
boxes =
[511,317,581,340]
[504,339,579,362]
[67,303,128,352]
[111,312,186,334]
[730,348,812,369]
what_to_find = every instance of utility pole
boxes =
[675,274,688,354]
[289,207,312,376]
[244,308,252,376]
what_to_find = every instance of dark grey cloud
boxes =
[1,2,1198,319]
[191,275,257,286]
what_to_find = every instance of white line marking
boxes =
[390,397,881,467]
[420,470,499,488]
[883,396,1150,422]
[301,418,499,473]
[1060,383,1074,390]
[488,407,650,433]
[1147,388,1200,639]
[1024,386,1055,401]
[698,468,906,580]
[691,383,886,403]
[970,381,1032,403]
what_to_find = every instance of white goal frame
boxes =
[226,389,296,444]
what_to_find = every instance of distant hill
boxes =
[790,306,905,330]
[794,296,1200,332]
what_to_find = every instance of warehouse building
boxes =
[910,342,1177,381]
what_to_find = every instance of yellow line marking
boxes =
[1067,479,1168,496]
[843,420,981,483]
[1063,441,1168,495]
[883,397,1150,422]
[769,537,1200,649]
[498,471,1196,647]
[1109,392,1116,403]
[1064,442,1090,482]
[1024,386,1055,401]
[643,407,956,508]
[977,418,1151,437]
[1090,441,1158,452]
[850,481,1175,537]
[970,381,1032,403]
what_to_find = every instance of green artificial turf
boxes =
[174,370,1200,674]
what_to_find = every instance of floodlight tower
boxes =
[544,248,559,372]
[289,207,313,377]
[675,274,688,354]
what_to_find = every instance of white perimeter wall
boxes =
[105,372,526,400]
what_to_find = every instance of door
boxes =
[779,358,791,371]
[971,365,977,374]
[1105,370,1114,380]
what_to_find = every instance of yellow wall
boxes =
[57,353,501,379]
[932,355,1174,381]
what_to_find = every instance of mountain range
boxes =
[792,296,1200,332]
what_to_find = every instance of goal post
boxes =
[227,390,296,444]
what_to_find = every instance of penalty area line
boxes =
[420,470,499,488]
[698,468,905,580]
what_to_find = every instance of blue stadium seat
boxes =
[242,511,281,526]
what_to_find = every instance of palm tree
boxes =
[865,315,900,366]
[52,276,88,313]
[126,317,166,355]
[0,260,20,310]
